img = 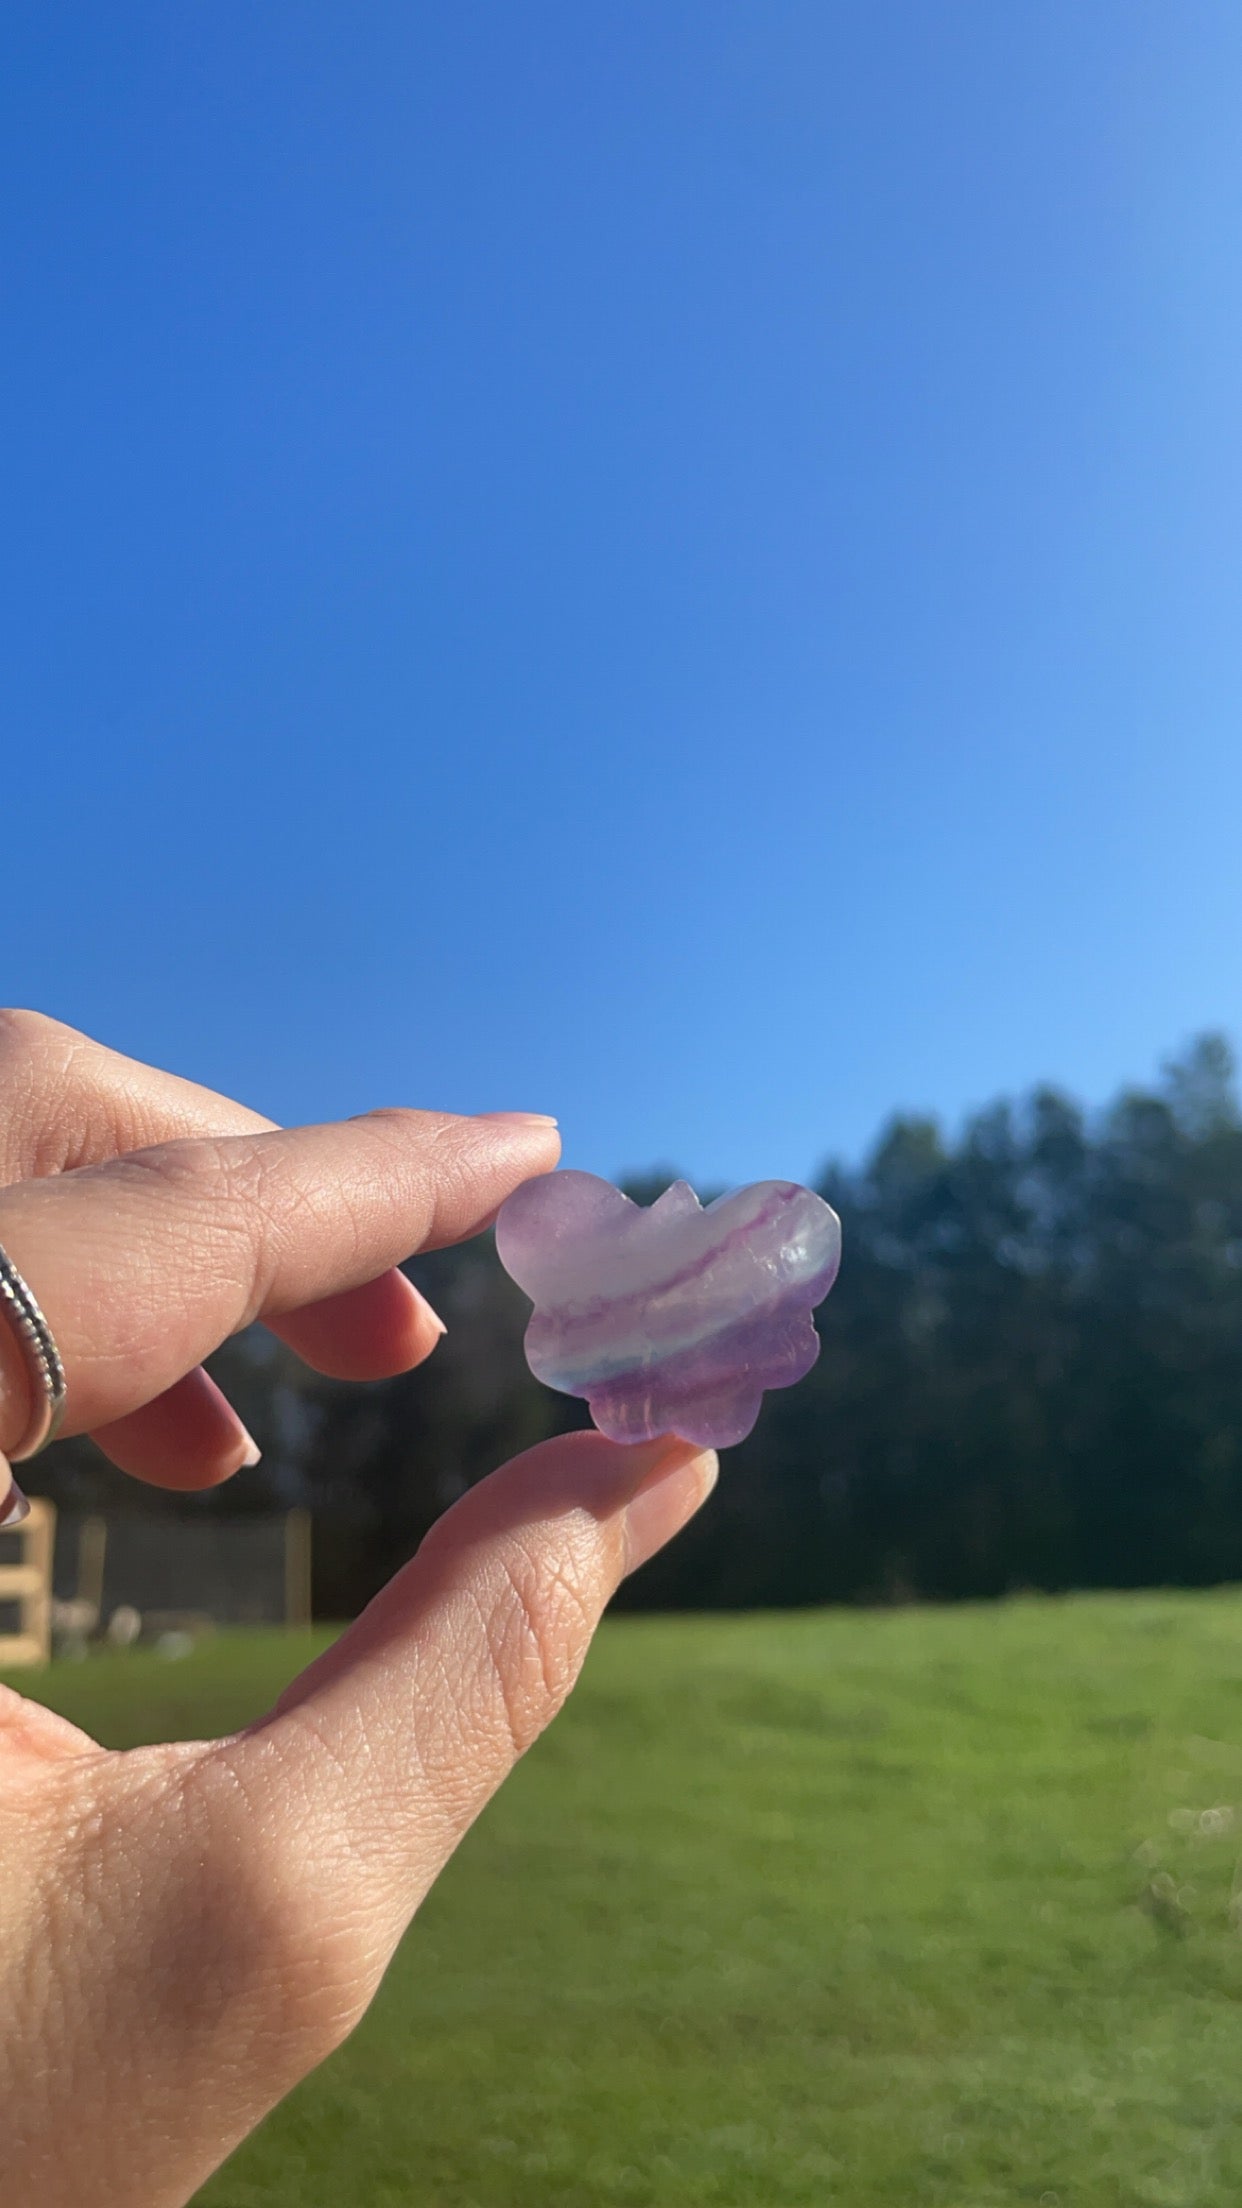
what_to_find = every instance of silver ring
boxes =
[0,1242,67,1463]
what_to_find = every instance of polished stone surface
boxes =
[495,1170,842,1447]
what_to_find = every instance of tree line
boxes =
[33,1035,1242,1615]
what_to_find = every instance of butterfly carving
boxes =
[495,1170,841,1448]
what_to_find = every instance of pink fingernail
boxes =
[622,1444,718,1575]
[402,1277,448,1337]
[0,1479,31,1529]
[474,1112,559,1128]
[239,1433,262,1469]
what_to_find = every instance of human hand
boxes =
[0,1012,717,2207]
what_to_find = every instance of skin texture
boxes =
[0,1013,717,2208]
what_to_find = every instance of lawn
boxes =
[12,1591,1242,2205]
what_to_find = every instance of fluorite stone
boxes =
[495,1170,842,1448]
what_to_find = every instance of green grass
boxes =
[14,1592,1242,2205]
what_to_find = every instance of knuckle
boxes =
[0,1007,76,1065]
[214,1142,292,1243]
[0,1010,89,1178]
[117,1138,290,1323]
[117,1139,246,1250]
[357,1105,428,1133]
[352,1109,471,1240]
[481,1534,601,1758]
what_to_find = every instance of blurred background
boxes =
[6,4,1242,2201]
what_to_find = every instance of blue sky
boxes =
[4,3,1241,1189]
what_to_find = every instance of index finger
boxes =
[0,1007,448,1381]
[0,1110,560,1451]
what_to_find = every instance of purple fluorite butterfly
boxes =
[495,1170,841,1448]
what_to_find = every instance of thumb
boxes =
[226,1430,716,1981]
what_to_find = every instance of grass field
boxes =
[13,1591,1242,2205]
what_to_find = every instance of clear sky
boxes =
[4,3,1241,1189]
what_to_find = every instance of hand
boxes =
[0,1011,717,2208]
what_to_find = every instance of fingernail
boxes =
[474,1111,559,1128]
[390,1271,448,1340]
[410,1281,448,1338]
[622,1442,718,1575]
[239,1432,262,1469]
[0,1478,31,1529]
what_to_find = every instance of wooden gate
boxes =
[0,1498,55,1667]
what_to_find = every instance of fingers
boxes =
[234,1432,717,1972]
[88,1277,445,1489]
[0,1110,559,1453]
[0,1435,711,2208]
[268,1267,445,1381]
[92,1276,444,1490]
[0,1007,456,1406]
[0,1007,278,1185]
[90,1368,260,1489]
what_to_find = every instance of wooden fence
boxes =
[0,1499,55,1667]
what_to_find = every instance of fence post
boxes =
[0,1498,56,1667]
[285,1509,312,1629]
[76,1514,108,1623]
